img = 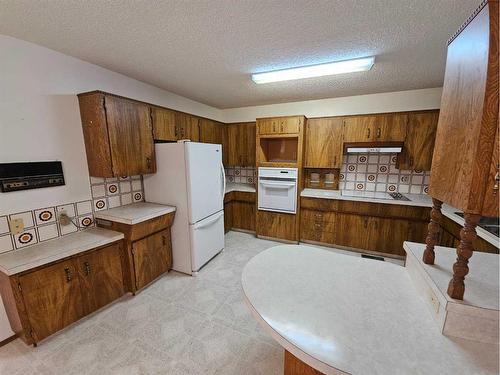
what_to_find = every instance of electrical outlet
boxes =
[9,218,24,235]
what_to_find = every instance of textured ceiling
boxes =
[0,0,478,108]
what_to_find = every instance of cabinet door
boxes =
[226,124,240,166]
[368,217,410,256]
[305,118,344,168]
[200,119,223,144]
[398,112,438,171]
[238,122,256,167]
[77,243,125,315]
[278,117,301,134]
[151,107,177,141]
[232,201,255,231]
[333,213,371,250]
[258,119,279,135]
[185,116,200,142]
[19,260,84,342]
[343,116,373,142]
[376,113,407,142]
[132,229,172,290]
[105,95,156,176]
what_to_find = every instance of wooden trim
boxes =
[299,239,405,261]
[0,333,17,347]
[256,235,298,244]
[447,0,491,45]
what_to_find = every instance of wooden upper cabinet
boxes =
[398,111,439,171]
[305,117,344,168]
[18,259,84,342]
[199,118,223,144]
[151,107,177,141]
[223,122,256,167]
[429,0,498,216]
[258,116,303,135]
[105,95,156,176]
[78,92,156,177]
[177,113,200,142]
[76,243,124,315]
[343,114,407,143]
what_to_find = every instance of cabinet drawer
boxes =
[98,212,175,242]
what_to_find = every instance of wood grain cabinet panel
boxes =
[200,118,223,145]
[76,243,125,315]
[224,201,233,233]
[398,111,439,171]
[343,113,407,143]
[18,260,85,343]
[105,95,156,176]
[78,91,156,177]
[224,191,256,232]
[223,123,256,167]
[429,1,498,216]
[132,229,172,291]
[305,118,344,168]
[151,106,177,141]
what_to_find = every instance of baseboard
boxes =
[0,333,17,347]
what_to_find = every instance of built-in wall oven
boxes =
[258,167,298,214]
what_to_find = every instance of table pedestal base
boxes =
[284,350,325,375]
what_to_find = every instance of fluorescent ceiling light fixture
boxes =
[251,56,375,84]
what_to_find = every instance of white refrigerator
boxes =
[143,141,225,275]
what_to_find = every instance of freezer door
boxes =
[185,142,224,223]
[189,210,225,272]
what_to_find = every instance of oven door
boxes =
[258,178,297,214]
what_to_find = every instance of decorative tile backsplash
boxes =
[0,175,145,254]
[225,167,257,184]
[339,153,430,194]
[89,175,144,212]
[0,200,95,254]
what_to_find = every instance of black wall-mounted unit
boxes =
[0,161,65,192]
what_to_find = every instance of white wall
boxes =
[0,35,224,216]
[221,87,442,123]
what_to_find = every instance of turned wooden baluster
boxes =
[447,213,481,300]
[423,198,443,264]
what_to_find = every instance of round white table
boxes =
[241,245,499,375]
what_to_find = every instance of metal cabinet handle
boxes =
[280,124,284,132]
[376,128,381,138]
[146,157,152,170]
[366,128,371,139]
[84,261,91,276]
[494,171,499,193]
[64,267,72,282]
[272,124,276,132]
[174,126,178,137]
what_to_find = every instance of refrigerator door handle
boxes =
[221,162,226,201]
[194,211,224,230]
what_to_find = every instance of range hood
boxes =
[344,142,403,154]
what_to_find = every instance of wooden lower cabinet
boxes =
[97,212,175,293]
[300,198,430,257]
[132,229,172,290]
[224,191,256,233]
[0,241,125,345]
[77,243,125,315]
[18,259,86,343]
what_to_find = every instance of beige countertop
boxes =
[300,189,499,248]
[225,182,256,194]
[94,202,176,225]
[242,245,499,375]
[0,227,124,276]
